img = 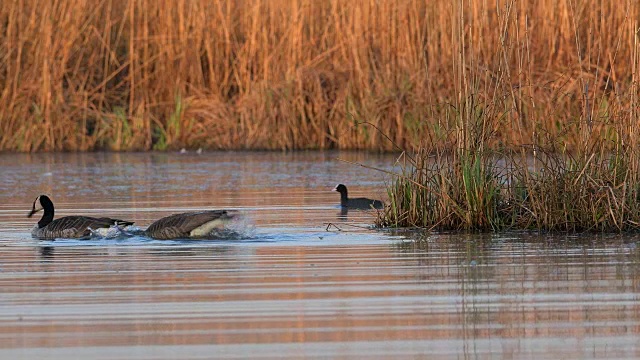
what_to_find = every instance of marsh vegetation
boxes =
[2,0,639,231]
[1,0,638,152]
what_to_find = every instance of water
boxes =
[0,152,639,359]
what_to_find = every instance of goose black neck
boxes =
[38,196,55,228]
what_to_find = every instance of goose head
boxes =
[27,195,55,228]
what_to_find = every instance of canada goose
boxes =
[333,184,383,209]
[27,195,134,239]
[145,210,237,240]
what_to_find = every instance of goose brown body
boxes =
[145,210,236,240]
[28,195,134,239]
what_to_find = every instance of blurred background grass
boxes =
[0,0,638,152]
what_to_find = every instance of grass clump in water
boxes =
[514,142,640,232]
[377,94,511,231]
[373,0,640,233]
[381,149,505,231]
[377,125,640,233]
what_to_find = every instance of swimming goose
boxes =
[333,184,383,209]
[145,210,237,240]
[27,195,134,239]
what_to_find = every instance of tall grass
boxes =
[0,0,638,151]
[375,0,640,232]
[378,139,640,232]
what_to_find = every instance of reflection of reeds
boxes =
[0,1,638,151]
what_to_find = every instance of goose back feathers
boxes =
[145,210,236,240]
[28,195,134,239]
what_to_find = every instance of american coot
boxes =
[333,184,383,209]
[145,210,237,240]
[27,195,134,239]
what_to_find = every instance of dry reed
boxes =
[374,0,640,232]
[1,0,638,151]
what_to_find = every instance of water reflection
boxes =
[0,235,637,358]
[147,245,241,258]
[0,237,637,359]
[38,245,55,260]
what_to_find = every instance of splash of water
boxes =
[209,214,256,240]
[88,224,137,239]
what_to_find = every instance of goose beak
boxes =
[332,187,338,192]
[28,206,42,218]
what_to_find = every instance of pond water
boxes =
[0,152,639,359]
